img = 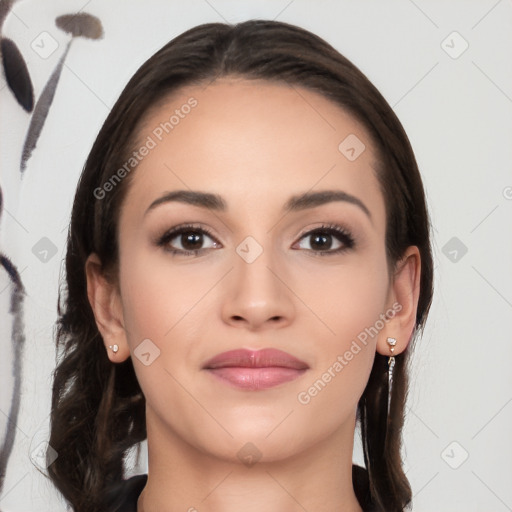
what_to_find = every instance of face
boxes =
[103,79,398,462]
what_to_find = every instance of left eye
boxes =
[294,225,355,255]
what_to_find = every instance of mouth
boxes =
[202,348,309,391]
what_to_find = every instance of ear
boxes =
[85,252,130,363]
[376,245,421,357]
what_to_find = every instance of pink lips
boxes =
[203,348,309,391]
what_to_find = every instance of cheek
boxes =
[296,253,389,408]
[119,247,214,341]
[117,250,207,416]
[117,247,222,389]
[300,249,390,347]
[331,268,389,344]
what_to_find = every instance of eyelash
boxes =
[156,223,355,257]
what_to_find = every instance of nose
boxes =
[221,245,295,331]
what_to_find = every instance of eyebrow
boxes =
[144,189,372,221]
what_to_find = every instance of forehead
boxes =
[120,78,385,227]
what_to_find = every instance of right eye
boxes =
[156,224,221,256]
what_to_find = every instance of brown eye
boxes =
[157,224,219,256]
[295,224,355,256]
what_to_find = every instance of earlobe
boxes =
[377,246,421,357]
[85,253,130,362]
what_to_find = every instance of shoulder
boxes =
[111,474,148,512]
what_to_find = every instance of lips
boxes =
[203,348,309,391]
[202,348,309,370]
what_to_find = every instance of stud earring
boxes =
[108,344,119,353]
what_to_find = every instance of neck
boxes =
[137,408,363,512]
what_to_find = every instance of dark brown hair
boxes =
[48,19,433,512]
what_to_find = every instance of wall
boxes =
[1,1,511,510]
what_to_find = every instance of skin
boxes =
[86,78,421,512]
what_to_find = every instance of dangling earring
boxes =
[386,337,396,411]
[108,344,119,353]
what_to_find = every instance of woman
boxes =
[48,19,433,512]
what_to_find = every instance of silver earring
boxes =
[108,344,119,353]
[386,337,397,411]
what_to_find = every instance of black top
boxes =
[114,464,376,511]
